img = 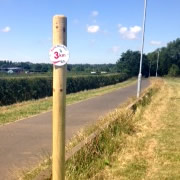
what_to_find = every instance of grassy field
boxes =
[0,72,116,79]
[91,78,180,180]
[0,72,52,79]
[0,78,136,125]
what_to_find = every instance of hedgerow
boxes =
[0,73,129,106]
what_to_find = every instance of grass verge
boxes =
[91,78,180,180]
[0,78,136,125]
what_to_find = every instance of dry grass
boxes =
[64,79,159,180]
[65,97,135,153]
[65,108,135,180]
[92,78,180,180]
[16,156,51,180]
[153,78,180,179]
[91,78,167,180]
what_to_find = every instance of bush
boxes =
[0,73,129,106]
[0,77,52,106]
[168,64,180,77]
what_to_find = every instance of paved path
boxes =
[0,79,150,179]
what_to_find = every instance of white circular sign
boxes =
[49,45,69,66]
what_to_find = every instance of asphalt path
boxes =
[0,79,150,179]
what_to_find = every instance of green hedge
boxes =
[0,73,129,106]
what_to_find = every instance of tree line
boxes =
[116,38,180,77]
[0,61,117,74]
[147,38,180,76]
[0,38,180,76]
[0,61,52,73]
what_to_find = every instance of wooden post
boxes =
[52,15,67,180]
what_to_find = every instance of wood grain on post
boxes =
[52,15,67,180]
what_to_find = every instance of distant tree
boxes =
[76,65,85,71]
[168,64,180,77]
[67,64,72,71]
[66,64,116,73]
[147,38,180,76]
[147,51,159,76]
[34,64,42,72]
[20,62,31,70]
[41,65,48,72]
[116,50,149,77]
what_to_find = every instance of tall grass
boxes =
[65,83,159,180]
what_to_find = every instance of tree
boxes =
[41,65,48,72]
[147,51,159,76]
[168,64,180,77]
[20,62,31,70]
[116,50,149,77]
[34,64,42,72]
[147,38,180,76]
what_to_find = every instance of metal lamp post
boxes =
[149,59,151,77]
[137,0,147,98]
[156,50,160,77]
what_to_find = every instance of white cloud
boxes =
[112,46,120,54]
[118,25,141,40]
[87,25,100,33]
[150,40,162,46]
[119,27,127,34]
[91,11,99,17]
[130,26,141,33]
[1,26,11,32]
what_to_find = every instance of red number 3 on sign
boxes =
[54,52,59,59]
[49,45,69,66]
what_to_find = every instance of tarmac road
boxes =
[0,79,150,179]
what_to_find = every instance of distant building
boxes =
[7,70,14,74]
[91,71,97,74]
[0,67,24,73]
[101,71,107,74]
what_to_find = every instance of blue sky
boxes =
[0,0,179,64]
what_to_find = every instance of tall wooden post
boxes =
[52,15,67,180]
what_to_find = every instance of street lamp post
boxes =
[149,59,151,77]
[137,0,147,98]
[156,50,160,77]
